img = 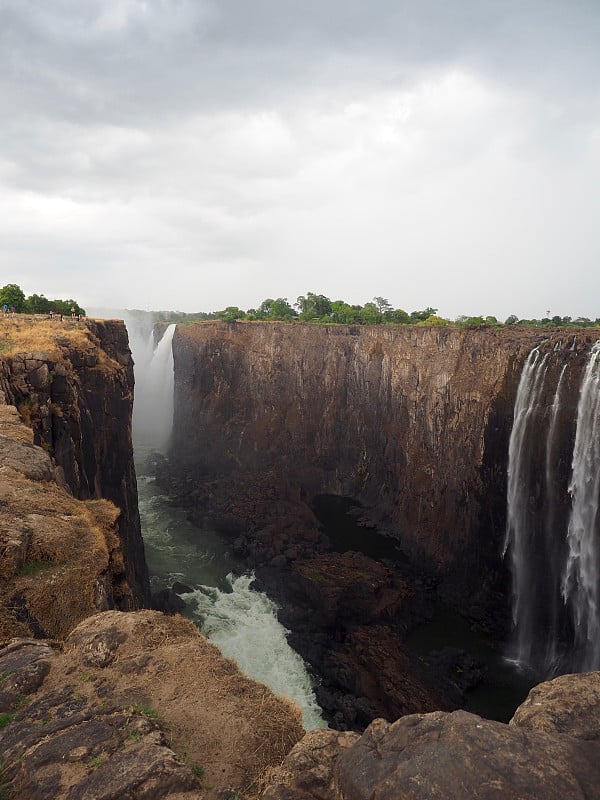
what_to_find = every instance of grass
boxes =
[0,713,15,729]
[88,756,105,771]
[19,559,53,577]
[0,317,92,358]
[0,673,13,684]
[191,763,204,779]
[132,703,161,722]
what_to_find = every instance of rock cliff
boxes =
[166,322,600,728]
[170,322,547,580]
[0,317,149,606]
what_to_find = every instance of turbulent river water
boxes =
[136,460,325,730]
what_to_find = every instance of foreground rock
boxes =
[510,671,600,740]
[261,671,600,800]
[0,611,304,800]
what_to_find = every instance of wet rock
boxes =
[151,588,187,614]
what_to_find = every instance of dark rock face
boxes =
[170,323,548,581]
[0,320,150,607]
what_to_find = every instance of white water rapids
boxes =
[126,314,325,730]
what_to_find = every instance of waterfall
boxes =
[562,342,600,670]
[505,341,600,675]
[504,347,550,670]
[130,322,176,452]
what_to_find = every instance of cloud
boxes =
[1,1,599,317]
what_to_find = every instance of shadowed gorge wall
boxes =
[170,322,562,588]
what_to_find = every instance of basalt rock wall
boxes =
[170,322,593,593]
[0,319,149,607]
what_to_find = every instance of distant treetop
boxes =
[150,293,600,329]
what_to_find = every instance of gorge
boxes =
[3,315,600,799]
[157,321,600,727]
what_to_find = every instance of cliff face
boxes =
[171,322,558,580]
[0,318,149,607]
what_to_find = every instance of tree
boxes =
[51,298,86,316]
[25,293,52,314]
[421,315,449,326]
[330,300,361,324]
[504,315,519,325]
[0,283,26,312]
[388,308,410,324]
[360,302,382,324]
[373,297,393,316]
[256,298,296,321]
[410,307,438,322]
[215,306,247,322]
[295,293,332,322]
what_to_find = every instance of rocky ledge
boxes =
[262,672,600,800]
[0,611,303,800]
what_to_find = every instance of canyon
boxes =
[2,316,600,799]
[164,321,600,727]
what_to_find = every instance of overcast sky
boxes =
[1,0,599,319]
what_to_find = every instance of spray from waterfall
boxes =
[128,319,176,452]
[505,341,600,675]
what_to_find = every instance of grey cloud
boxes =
[1,1,599,318]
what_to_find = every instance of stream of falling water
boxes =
[563,341,600,670]
[126,315,325,730]
[505,340,600,675]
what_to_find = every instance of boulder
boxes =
[510,671,600,741]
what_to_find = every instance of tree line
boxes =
[0,284,86,317]
[154,292,600,329]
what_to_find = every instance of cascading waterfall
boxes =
[505,340,600,676]
[562,342,600,670]
[504,347,551,670]
[123,314,326,729]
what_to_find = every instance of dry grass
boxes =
[0,315,94,357]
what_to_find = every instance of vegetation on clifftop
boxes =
[0,284,85,317]
[134,291,600,329]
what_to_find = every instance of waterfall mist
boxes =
[505,340,600,675]
[126,315,176,452]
